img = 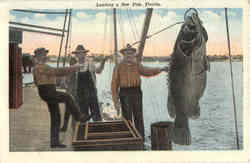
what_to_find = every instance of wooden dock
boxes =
[9,86,74,151]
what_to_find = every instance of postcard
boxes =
[0,0,250,163]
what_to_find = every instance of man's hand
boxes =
[72,64,85,71]
[103,55,112,62]
[160,66,169,72]
[114,102,121,116]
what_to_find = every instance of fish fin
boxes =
[167,92,176,118]
[189,103,200,120]
[204,55,210,72]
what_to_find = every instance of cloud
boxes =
[200,10,222,23]
[34,14,46,19]
[9,14,16,21]
[95,12,107,23]
[228,11,237,17]
[219,10,237,18]
[19,17,31,24]
[76,11,91,19]
[12,9,241,56]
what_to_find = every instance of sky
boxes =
[9,8,242,57]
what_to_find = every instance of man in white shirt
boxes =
[71,44,107,121]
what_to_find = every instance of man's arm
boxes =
[138,63,163,77]
[95,58,107,74]
[40,64,79,77]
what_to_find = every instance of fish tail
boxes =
[167,93,176,118]
[169,112,191,145]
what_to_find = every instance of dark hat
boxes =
[34,47,49,57]
[72,44,89,55]
[119,44,137,55]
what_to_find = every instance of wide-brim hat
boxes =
[34,47,49,57]
[72,44,89,55]
[119,44,137,55]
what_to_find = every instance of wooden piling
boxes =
[151,121,174,150]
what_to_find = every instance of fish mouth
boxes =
[179,25,199,56]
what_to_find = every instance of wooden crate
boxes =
[72,119,144,150]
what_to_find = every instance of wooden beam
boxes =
[84,123,88,140]
[12,9,67,15]
[137,8,153,62]
[57,9,68,67]
[9,26,63,37]
[9,21,68,32]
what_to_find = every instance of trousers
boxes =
[119,87,144,140]
[38,84,82,145]
[77,71,101,121]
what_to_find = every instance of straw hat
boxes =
[34,47,49,57]
[119,44,137,55]
[72,44,89,55]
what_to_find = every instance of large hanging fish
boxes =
[168,12,210,145]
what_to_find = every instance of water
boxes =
[23,61,243,150]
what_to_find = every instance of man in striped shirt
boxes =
[111,44,169,141]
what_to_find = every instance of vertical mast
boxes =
[137,8,153,62]
[63,8,72,67]
[57,9,68,67]
[113,8,118,64]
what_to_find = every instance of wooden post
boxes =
[137,8,153,62]
[9,29,23,109]
[151,121,173,150]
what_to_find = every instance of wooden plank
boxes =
[73,137,141,143]
[122,118,137,138]
[84,123,88,140]
[9,26,64,37]
[13,9,67,15]
[128,120,143,139]
[9,21,68,32]
[87,134,133,140]
[72,122,80,142]
[73,141,143,148]
[88,126,127,132]
[87,120,123,125]
[88,131,130,136]
[73,142,144,150]
[72,120,144,150]
[73,139,143,148]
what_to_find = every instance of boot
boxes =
[79,114,92,123]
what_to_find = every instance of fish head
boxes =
[182,17,199,42]
[177,13,207,56]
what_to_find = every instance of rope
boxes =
[129,9,140,38]
[131,21,183,46]
[68,11,73,64]
[102,9,108,55]
[126,9,137,43]
[117,9,126,46]
[224,8,240,150]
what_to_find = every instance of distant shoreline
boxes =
[47,54,243,63]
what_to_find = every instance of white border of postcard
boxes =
[1,0,250,163]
